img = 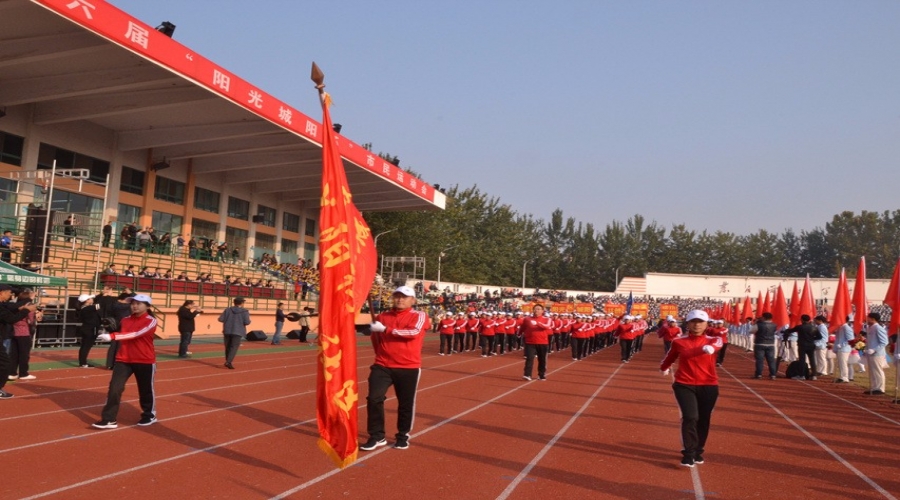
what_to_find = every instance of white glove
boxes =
[864,349,874,355]
[97,333,112,342]
[369,321,386,333]
[702,345,715,355]
[661,369,670,376]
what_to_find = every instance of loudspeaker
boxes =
[286,329,302,340]
[246,330,267,341]
[22,208,54,263]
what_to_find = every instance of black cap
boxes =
[0,284,12,291]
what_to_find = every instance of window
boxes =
[227,196,249,220]
[37,143,109,183]
[117,204,141,226]
[282,212,300,232]
[151,211,182,235]
[0,132,24,166]
[120,166,145,195]
[304,218,316,237]
[304,242,317,262]
[225,226,248,255]
[255,233,276,252]
[281,239,298,255]
[191,218,218,240]
[153,176,185,204]
[0,178,18,221]
[194,187,220,213]
[257,204,276,227]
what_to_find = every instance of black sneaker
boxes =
[694,454,704,464]
[137,416,157,426]
[680,456,695,468]
[92,420,118,429]
[393,439,409,450]
[0,390,12,399]
[359,438,387,451]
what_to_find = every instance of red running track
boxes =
[3,337,898,499]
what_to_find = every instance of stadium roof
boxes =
[0,0,446,212]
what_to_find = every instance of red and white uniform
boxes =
[660,334,723,385]
[111,311,157,364]
[372,308,431,369]
[658,324,683,342]
[521,315,553,344]
[438,317,456,335]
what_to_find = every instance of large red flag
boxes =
[762,290,772,315]
[830,269,851,334]
[756,291,763,318]
[789,281,801,327]
[799,274,816,320]
[851,257,868,332]
[773,285,790,328]
[312,63,377,468]
[883,258,900,335]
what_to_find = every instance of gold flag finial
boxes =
[311,62,325,92]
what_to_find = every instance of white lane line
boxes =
[801,381,900,427]
[495,362,623,500]
[725,371,898,500]
[269,360,541,500]
[22,360,521,500]
[690,467,705,500]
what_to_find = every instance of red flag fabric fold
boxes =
[799,274,816,321]
[315,85,377,468]
[883,258,900,335]
[830,269,851,334]
[851,257,867,332]
[789,282,801,327]
[773,285,790,328]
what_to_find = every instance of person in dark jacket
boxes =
[218,297,250,369]
[782,314,822,380]
[751,312,778,379]
[0,284,37,398]
[76,294,101,367]
[271,302,285,345]
[176,300,202,358]
[102,291,136,370]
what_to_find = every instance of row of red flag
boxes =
[708,257,900,335]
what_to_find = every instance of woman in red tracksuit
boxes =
[438,314,456,356]
[616,316,638,363]
[660,309,723,468]
[657,316,682,354]
[360,286,431,451]
[520,304,553,380]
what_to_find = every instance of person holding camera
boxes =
[7,288,41,381]
[219,297,250,369]
[76,294,101,368]
[271,302,286,345]
[0,285,36,398]
[177,300,202,358]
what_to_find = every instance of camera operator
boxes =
[176,300,202,358]
[0,285,37,398]
[8,288,42,381]
[94,288,135,370]
[76,294,101,368]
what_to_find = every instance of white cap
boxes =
[516,311,523,315]
[686,310,709,322]
[393,286,416,297]
[666,315,675,321]
[125,293,152,304]
[623,315,634,320]
[715,319,724,324]
[78,294,94,303]
[635,314,642,319]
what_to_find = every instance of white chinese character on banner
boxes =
[248,90,264,109]
[366,155,375,167]
[124,22,150,49]
[278,106,292,124]
[66,0,96,19]
[212,70,230,92]
[421,185,427,195]
[305,121,317,137]
[382,163,391,175]
[410,179,417,189]
[396,171,404,183]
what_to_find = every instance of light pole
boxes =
[614,266,621,293]
[437,245,459,290]
[374,228,396,278]
[522,260,531,289]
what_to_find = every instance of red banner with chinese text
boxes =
[550,303,574,314]
[630,303,649,317]
[315,88,377,468]
[605,303,626,316]
[575,303,595,315]
[659,304,678,319]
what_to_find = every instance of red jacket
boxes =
[372,308,431,369]
[438,318,456,335]
[658,324,682,342]
[615,322,637,340]
[465,318,480,332]
[706,326,728,345]
[660,334,723,385]
[111,311,157,364]
[480,318,496,336]
[521,315,553,344]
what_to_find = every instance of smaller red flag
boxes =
[762,290,772,315]
[851,257,868,332]
[773,285,790,328]
[741,296,753,322]
[882,257,900,335]
[789,281,801,327]
[799,274,816,320]
[756,291,764,318]
[830,269,851,334]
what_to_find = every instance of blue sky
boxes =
[112,0,900,235]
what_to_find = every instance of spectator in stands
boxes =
[188,236,197,258]
[76,294,100,367]
[151,268,162,279]
[157,232,171,253]
[124,265,136,277]
[219,297,251,369]
[271,302,286,345]
[1,230,14,263]
[177,300,202,358]
[92,294,158,429]
[102,263,117,275]
[216,242,228,262]
[102,221,113,248]
[231,248,240,264]
[0,285,38,399]
[63,215,76,242]
[137,228,151,251]
[140,266,152,278]
[265,280,274,288]
[119,224,130,249]
[163,269,173,279]
[8,288,41,381]
[176,272,189,281]
[294,280,302,300]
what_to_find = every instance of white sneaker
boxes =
[7,375,17,381]
[18,375,36,380]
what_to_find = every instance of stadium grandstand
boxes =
[0,0,445,340]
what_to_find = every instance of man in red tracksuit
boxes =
[438,313,456,356]
[521,304,554,380]
[615,315,638,363]
[360,286,431,451]
[92,294,158,429]
[660,309,723,468]
[657,315,683,354]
